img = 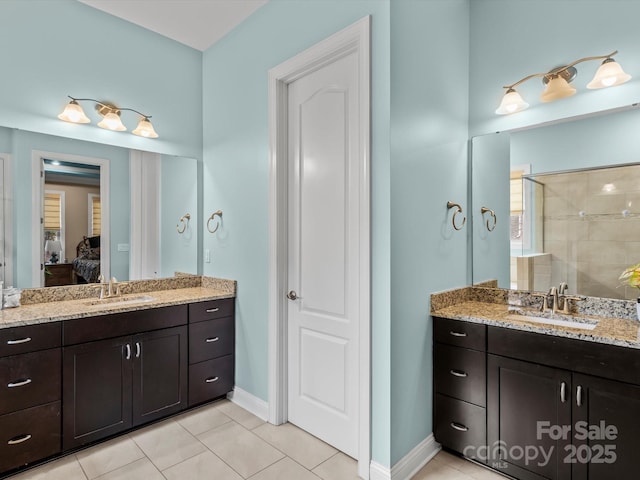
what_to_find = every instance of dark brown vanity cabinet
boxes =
[487,326,640,480]
[188,298,235,406]
[433,317,487,461]
[0,323,62,473]
[62,306,188,450]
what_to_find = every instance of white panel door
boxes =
[287,51,360,457]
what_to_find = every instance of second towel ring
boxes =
[176,213,191,234]
[481,207,497,232]
[207,210,223,233]
[447,201,466,231]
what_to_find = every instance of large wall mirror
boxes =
[471,106,640,301]
[0,126,199,289]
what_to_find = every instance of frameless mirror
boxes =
[0,126,199,289]
[471,106,640,300]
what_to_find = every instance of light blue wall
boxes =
[390,0,470,464]
[9,130,130,287]
[469,0,640,136]
[202,0,392,467]
[0,0,202,158]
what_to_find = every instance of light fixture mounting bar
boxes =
[66,95,152,119]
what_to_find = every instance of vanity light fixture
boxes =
[496,50,631,115]
[58,96,159,138]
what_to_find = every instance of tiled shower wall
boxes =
[538,165,640,300]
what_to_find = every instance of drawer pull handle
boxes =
[206,337,220,343]
[576,385,583,407]
[206,308,220,313]
[560,382,566,403]
[450,422,469,432]
[7,379,32,388]
[205,376,220,383]
[6,337,32,345]
[449,370,468,378]
[8,434,32,445]
[449,331,467,337]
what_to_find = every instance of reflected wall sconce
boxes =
[58,95,159,138]
[176,213,191,234]
[207,210,223,234]
[496,50,631,115]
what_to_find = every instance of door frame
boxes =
[267,16,371,479]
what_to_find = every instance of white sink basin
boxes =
[505,313,598,331]
[86,295,156,307]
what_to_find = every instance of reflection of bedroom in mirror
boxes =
[35,151,110,287]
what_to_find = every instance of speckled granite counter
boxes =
[0,276,235,329]
[431,287,640,350]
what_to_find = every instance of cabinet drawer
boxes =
[434,317,486,351]
[434,393,486,460]
[434,343,486,407]
[189,355,234,406]
[189,317,234,364]
[0,349,61,416]
[0,401,61,473]
[189,298,235,324]
[0,323,61,357]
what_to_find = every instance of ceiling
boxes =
[78,0,268,51]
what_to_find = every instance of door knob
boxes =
[287,290,298,300]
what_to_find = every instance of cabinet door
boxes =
[132,326,187,426]
[488,354,571,480]
[571,374,640,480]
[62,336,132,450]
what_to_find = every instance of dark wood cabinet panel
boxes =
[188,298,235,324]
[0,323,61,357]
[434,317,486,350]
[189,354,234,407]
[62,336,132,450]
[571,374,640,480]
[434,343,486,407]
[132,326,188,426]
[0,401,61,473]
[189,316,234,364]
[0,348,61,416]
[434,393,486,460]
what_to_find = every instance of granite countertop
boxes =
[432,300,640,350]
[0,276,236,329]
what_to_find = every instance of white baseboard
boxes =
[370,434,441,480]
[227,386,269,421]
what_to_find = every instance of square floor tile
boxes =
[312,452,359,480]
[130,419,206,470]
[253,422,337,469]
[8,455,88,480]
[216,400,266,430]
[197,421,284,478]
[248,457,321,480]
[176,402,233,436]
[76,436,145,479]
[162,450,243,480]
[93,458,164,480]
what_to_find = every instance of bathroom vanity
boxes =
[432,288,640,480]
[0,276,235,477]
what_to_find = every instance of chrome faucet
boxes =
[547,286,559,313]
[108,277,118,297]
[97,275,120,299]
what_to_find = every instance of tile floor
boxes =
[7,399,506,480]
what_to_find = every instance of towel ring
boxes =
[447,201,466,231]
[207,210,223,234]
[480,206,497,232]
[176,213,191,234]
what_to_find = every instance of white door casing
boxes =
[268,16,371,479]
[287,51,360,457]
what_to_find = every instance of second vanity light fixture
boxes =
[58,96,159,138]
[496,50,631,115]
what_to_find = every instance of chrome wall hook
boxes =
[176,213,191,234]
[207,210,223,233]
[447,201,466,231]
[480,206,497,232]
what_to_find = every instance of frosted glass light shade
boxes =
[495,88,529,115]
[132,117,159,138]
[540,76,576,102]
[58,100,90,123]
[587,59,631,89]
[98,111,126,131]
